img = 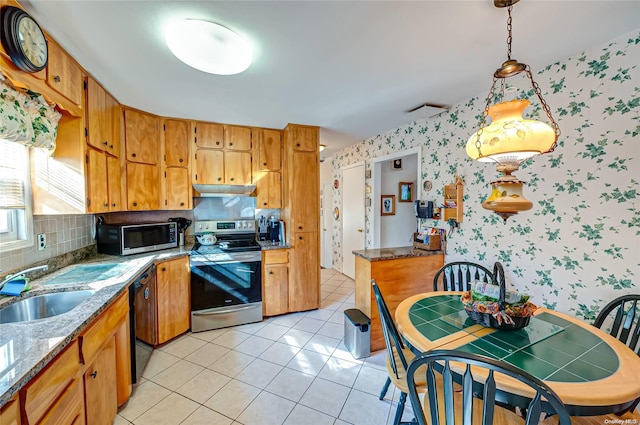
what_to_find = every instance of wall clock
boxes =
[1,6,48,73]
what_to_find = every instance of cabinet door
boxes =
[195,122,224,149]
[165,167,190,210]
[194,149,224,184]
[263,264,288,316]
[0,396,20,425]
[257,129,282,171]
[38,378,85,425]
[126,163,159,210]
[164,119,190,167]
[135,276,157,346]
[46,40,84,108]
[156,257,190,344]
[289,232,319,311]
[86,148,109,213]
[84,338,117,425]
[289,125,318,152]
[86,77,107,152]
[224,125,251,151]
[124,109,159,164]
[106,155,121,211]
[225,151,251,185]
[106,92,121,157]
[256,171,281,209]
[291,151,319,232]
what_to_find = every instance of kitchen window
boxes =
[0,139,33,251]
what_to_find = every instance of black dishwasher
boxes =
[128,264,156,383]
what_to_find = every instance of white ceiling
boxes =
[21,1,640,160]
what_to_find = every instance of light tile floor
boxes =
[116,268,413,425]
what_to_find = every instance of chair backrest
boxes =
[594,294,640,355]
[371,279,409,379]
[433,262,493,292]
[406,350,571,425]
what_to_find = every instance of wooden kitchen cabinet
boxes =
[255,128,282,171]
[194,149,224,184]
[124,108,159,164]
[289,232,320,312]
[224,125,252,151]
[0,394,20,425]
[290,151,319,232]
[225,151,252,185]
[443,181,464,223]
[255,171,282,209]
[126,162,159,210]
[262,250,289,316]
[46,39,84,109]
[156,256,191,345]
[83,338,117,425]
[86,147,109,212]
[289,125,320,152]
[37,378,85,425]
[195,122,224,148]
[161,119,191,210]
[86,77,120,157]
[106,155,122,211]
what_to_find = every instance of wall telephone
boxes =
[414,200,433,219]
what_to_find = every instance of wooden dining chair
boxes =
[433,262,493,292]
[372,279,427,425]
[406,349,572,425]
[594,294,640,355]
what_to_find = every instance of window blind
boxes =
[0,140,27,209]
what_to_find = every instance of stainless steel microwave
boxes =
[96,222,178,256]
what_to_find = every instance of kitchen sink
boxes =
[0,290,96,324]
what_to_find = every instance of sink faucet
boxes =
[2,265,49,283]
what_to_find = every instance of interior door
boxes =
[321,183,333,269]
[341,163,365,279]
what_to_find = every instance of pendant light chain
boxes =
[474,76,500,160]
[506,5,513,61]
[525,67,561,146]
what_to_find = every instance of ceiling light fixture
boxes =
[465,0,560,223]
[165,19,252,75]
[319,144,326,152]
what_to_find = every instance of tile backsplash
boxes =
[0,214,95,274]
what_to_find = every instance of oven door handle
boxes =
[192,305,258,316]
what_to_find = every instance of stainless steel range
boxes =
[190,219,262,332]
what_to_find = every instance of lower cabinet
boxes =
[84,338,116,425]
[38,378,85,425]
[262,250,289,316]
[156,256,191,344]
[289,232,320,312]
[0,395,20,425]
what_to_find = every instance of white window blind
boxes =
[0,140,27,209]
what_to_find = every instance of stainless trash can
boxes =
[344,309,371,359]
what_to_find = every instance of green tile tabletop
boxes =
[395,291,640,416]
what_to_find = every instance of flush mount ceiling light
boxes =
[165,19,252,75]
[466,0,560,223]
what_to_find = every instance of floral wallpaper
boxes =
[330,30,639,319]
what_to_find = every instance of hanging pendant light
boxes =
[466,0,560,223]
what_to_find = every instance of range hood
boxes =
[193,184,256,197]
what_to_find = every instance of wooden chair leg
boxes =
[379,377,391,400]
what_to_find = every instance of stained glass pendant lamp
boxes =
[466,0,560,222]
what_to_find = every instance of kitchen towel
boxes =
[0,277,29,296]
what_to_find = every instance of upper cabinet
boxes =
[224,125,252,151]
[86,77,120,157]
[124,109,159,164]
[255,128,282,171]
[289,125,319,152]
[161,119,192,210]
[46,39,84,109]
[164,119,190,167]
[195,122,224,148]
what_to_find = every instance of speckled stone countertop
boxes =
[353,246,444,261]
[258,241,290,250]
[0,247,191,407]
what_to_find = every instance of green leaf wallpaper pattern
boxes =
[330,29,639,319]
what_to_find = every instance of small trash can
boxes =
[344,308,371,359]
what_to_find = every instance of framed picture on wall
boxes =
[399,182,414,202]
[381,195,395,216]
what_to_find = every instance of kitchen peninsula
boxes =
[353,247,444,351]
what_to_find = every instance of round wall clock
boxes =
[1,6,48,73]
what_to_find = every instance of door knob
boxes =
[357,228,363,233]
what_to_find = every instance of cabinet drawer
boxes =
[38,378,85,425]
[80,291,128,365]
[263,249,289,265]
[23,340,80,425]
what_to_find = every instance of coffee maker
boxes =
[268,217,285,243]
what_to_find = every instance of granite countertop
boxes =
[258,241,291,250]
[353,246,444,261]
[0,246,191,407]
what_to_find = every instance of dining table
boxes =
[395,291,640,416]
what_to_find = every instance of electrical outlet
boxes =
[37,233,46,251]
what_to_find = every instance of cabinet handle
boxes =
[216,141,220,145]
[229,142,233,146]
[132,153,137,158]
[298,226,302,230]
[263,202,267,206]
[296,143,301,147]
[90,371,98,379]
[179,158,184,163]
[161,267,166,272]
[53,75,61,83]
[112,203,116,207]
[217,177,222,181]
[263,162,267,166]
[102,141,108,146]
[180,202,184,206]
[104,202,108,207]
[298,236,303,240]
[109,144,114,149]
[269,271,273,275]
[357,228,363,233]
[230,177,235,182]
[133,202,137,207]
